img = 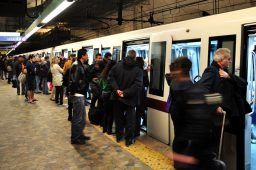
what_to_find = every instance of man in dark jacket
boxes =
[69,48,90,145]
[108,50,143,146]
[198,48,251,170]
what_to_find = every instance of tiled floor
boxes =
[0,80,156,169]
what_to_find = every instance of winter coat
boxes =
[108,56,143,107]
[50,64,63,86]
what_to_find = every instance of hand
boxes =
[216,106,224,115]
[92,78,98,81]
[219,69,230,79]
[117,90,124,97]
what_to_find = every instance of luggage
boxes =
[88,107,102,125]
[218,110,226,160]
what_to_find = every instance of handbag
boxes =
[18,72,26,84]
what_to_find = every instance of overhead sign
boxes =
[0,36,22,42]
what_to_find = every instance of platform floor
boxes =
[0,80,173,170]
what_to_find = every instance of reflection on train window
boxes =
[149,41,166,96]
[113,46,121,61]
[93,48,99,60]
[171,40,201,81]
[209,35,236,73]
[83,46,93,64]
[101,47,111,58]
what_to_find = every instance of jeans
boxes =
[42,77,48,94]
[71,95,86,141]
[35,75,41,92]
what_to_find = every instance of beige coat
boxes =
[51,64,63,86]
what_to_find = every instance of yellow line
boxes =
[93,125,174,170]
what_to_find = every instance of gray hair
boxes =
[213,48,231,62]
[127,50,136,59]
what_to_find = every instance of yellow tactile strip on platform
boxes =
[93,126,174,170]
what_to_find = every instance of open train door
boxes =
[147,31,172,144]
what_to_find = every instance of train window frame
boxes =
[93,48,99,60]
[171,38,201,82]
[149,41,167,96]
[101,47,111,57]
[208,35,236,73]
[122,38,150,59]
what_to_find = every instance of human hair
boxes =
[104,52,112,59]
[95,53,102,58]
[51,56,58,67]
[100,60,116,79]
[77,48,87,60]
[28,55,35,60]
[136,57,144,69]
[171,56,192,76]
[213,48,231,62]
[127,50,136,59]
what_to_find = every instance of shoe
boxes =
[32,99,38,101]
[125,139,135,147]
[107,131,115,135]
[44,93,51,95]
[50,98,55,101]
[68,116,72,121]
[116,135,123,143]
[71,139,85,145]
[17,93,20,95]
[79,135,91,140]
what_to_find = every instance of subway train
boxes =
[18,7,256,170]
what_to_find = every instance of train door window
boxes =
[123,39,150,68]
[113,46,121,61]
[101,47,111,58]
[171,40,201,82]
[62,49,68,58]
[209,35,236,73]
[93,48,99,60]
[149,41,166,96]
[83,46,93,65]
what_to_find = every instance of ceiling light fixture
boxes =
[22,26,42,41]
[41,0,75,24]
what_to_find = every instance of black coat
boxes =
[108,56,143,107]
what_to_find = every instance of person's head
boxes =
[44,56,49,61]
[95,53,102,63]
[127,50,136,61]
[18,56,24,63]
[136,57,144,69]
[170,56,192,78]
[51,56,59,66]
[69,54,76,63]
[28,55,35,62]
[213,48,232,69]
[77,48,88,62]
[104,52,112,61]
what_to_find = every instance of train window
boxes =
[208,35,236,73]
[93,48,99,59]
[101,47,111,57]
[83,46,93,65]
[149,41,166,96]
[123,39,150,68]
[112,46,121,61]
[171,40,201,81]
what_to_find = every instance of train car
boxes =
[17,6,256,170]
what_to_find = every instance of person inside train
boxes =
[108,50,143,146]
[198,48,251,169]
[135,57,149,137]
[168,57,226,170]
[69,48,90,145]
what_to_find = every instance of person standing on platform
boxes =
[108,50,143,146]
[69,48,90,144]
[26,55,37,104]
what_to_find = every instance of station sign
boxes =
[0,36,22,42]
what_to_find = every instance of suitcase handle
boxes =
[218,110,226,160]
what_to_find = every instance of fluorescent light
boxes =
[6,49,14,55]
[41,0,75,24]
[22,26,41,41]
[0,32,20,36]
[16,41,22,48]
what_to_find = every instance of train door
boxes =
[147,33,170,144]
[171,39,201,83]
[241,24,256,170]
[122,38,150,132]
[82,46,93,65]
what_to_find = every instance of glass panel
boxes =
[93,48,99,60]
[209,40,218,64]
[126,44,149,68]
[101,47,111,58]
[113,46,121,61]
[149,41,166,96]
[171,41,201,81]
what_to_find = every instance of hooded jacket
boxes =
[108,56,143,107]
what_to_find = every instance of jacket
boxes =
[69,60,89,95]
[108,56,143,107]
